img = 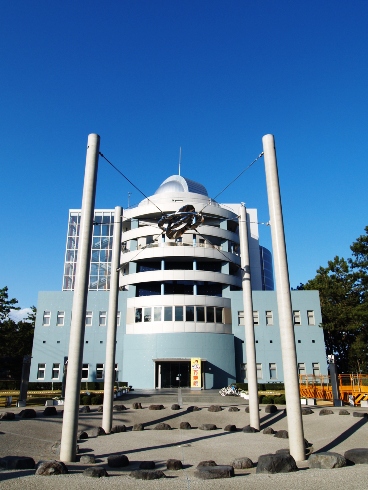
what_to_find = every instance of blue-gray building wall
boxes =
[30,289,326,387]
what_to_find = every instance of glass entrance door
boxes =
[158,362,190,388]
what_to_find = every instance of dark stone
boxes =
[111,425,126,433]
[197,460,217,467]
[199,423,217,430]
[276,449,290,455]
[19,409,36,418]
[167,459,183,470]
[108,454,129,467]
[130,470,166,480]
[43,406,57,416]
[308,452,346,469]
[83,466,108,477]
[113,404,127,411]
[194,465,234,479]
[305,438,313,448]
[245,406,250,413]
[133,423,144,431]
[353,411,368,418]
[274,430,289,439]
[187,405,200,412]
[0,412,15,420]
[224,424,237,432]
[139,461,155,469]
[228,406,239,412]
[263,427,276,435]
[264,404,278,414]
[344,448,368,464]
[149,404,164,410]
[319,408,334,416]
[180,421,191,430]
[88,427,106,437]
[208,405,222,412]
[35,460,68,475]
[302,408,314,415]
[256,453,298,474]
[231,457,254,469]
[339,409,350,415]
[132,402,142,409]
[0,456,35,470]
[80,455,96,464]
[77,430,89,440]
[242,425,259,433]
[97,406,103,412]
[154,423,171,430]
[79,406,90,413]
[171,404,180,410]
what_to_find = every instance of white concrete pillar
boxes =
[262,134,305,461]
[102,206,122,433]
[239,204,260,430]
[60,134,100,462]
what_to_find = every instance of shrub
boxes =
[81,395,91,405]
[273,394,286,405]
[91,395,103,405]
[261,396,274,404]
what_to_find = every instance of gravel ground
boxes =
[1,402,368,489]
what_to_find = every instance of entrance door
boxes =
[157,362,190,388]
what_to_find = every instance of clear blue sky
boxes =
[2,1,368,309]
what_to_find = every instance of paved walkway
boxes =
[1,393,368,489]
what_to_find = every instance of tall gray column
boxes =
[102,206,122,433]
[60,134,100,462]
[238,204,260,430]
[262,134,305,461]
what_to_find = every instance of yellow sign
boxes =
[191,358,201,389]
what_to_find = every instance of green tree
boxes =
[0,286,19,322]
[302,227,368,373]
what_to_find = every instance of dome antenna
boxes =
[178,147,182,176]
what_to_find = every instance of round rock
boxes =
[194,465,234,479]
[308,452,346,469]
[274,429,289,439]
[339,409,350,415]
[80,455,96,464]
[79,406,90,413]
[154,423,171,430]
[224,424,237,432]
[167,459,183,470]
[19,409,37,418]
[43,406,58,416]
[132,402,142,409]
[171,404,180,410]
[83,466,108,477]
[263,427,275,435]
[0,412,15,420]
[264,404,278,414]
[133,423,144,431]
[187,405,200,412]
[180,421,191,430]
[344,448,368,464]
[208,405,222,412]
[228,406,239,412]
[319,408,333,416]
[199,423,217,430]
[302,408,314,415]
[130,470,166,480]
[231,457,254,469]
[197,460,217,467]
[256,453,298,474]
[149,404,164,410]
[113,404,127,411]
[111,424,126,433]
[108,454,129,468]
[0,456,35,470]
[242,425,259,433]
[35,460,68,475]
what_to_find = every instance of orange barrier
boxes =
[299,374,368,406]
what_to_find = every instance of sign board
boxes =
[191,358,201,389]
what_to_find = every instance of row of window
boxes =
[36,363,118,380]
[42,311,121,327]
[238,310,315,327]
[135,305,224,323]
[240,362,321,380]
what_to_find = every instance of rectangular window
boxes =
[298,363,306,376]
[215,307,223,323]
[116,311,121,326]
[238,311,244,326]
[207,306,214,322]
[307,310,315,326]
[56,311,65,327]
[253,311,259,325]
[43,311,51,326]
[135,308,142,323]
[269,363,277,379]
[175,306,183,321]
[293,310,301,325]
[52,363,60,379]
[81,363,89,379]
[144,307,151,322]
[256,363,263,379]
[196,306,205,322]
[99,311,107,326]
[96,363,104,379]
[164,306,172,321]
[312,362,320,376]
[241,363,247,379]
[266,310,273,326]
[85,311,93,327]
[154,307,162,322]
[186,306,194,322]
[37,363,46,379]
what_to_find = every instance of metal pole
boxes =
[238,204,260,430]
[102,206,122,433]
[60,134,100,462]
[262,134,305,461]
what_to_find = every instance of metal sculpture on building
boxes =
[158,204,204,239]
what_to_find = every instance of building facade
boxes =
[30,174,327,388]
